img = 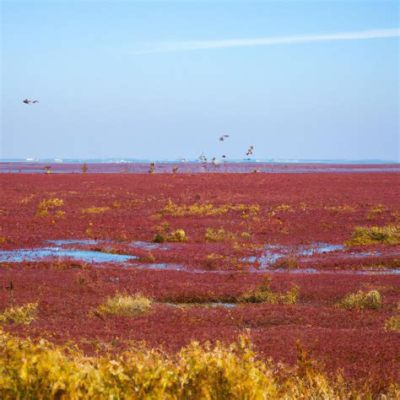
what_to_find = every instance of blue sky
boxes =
[1,0,399,161]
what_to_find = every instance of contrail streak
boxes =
[136,28,400,54]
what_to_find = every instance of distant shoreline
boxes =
[0,158,398,164]
[1,161,399,174]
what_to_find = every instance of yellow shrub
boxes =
[0,236,9,245]
[0,330,394,399]
[283,285,300,305]
[240,231,252,240]
[273,204,293,213]
[161,199,259,218]
[367,204,386,220]
[111,201,122,208]
[168,229,187,242]
[153,223,187,243]
[347,225,400,246]
[0,303,38,325]
[204,254,223,269]
[325,205,355,213]
[205,228,235,242]
[36,198,64,218]
[338,290,382,310]
[97,293,152,317]
[85,222,95,238]
[385,315,400,332]
[267,204,294,218]
[299,202,307,211]
[82,206,110,214]
[20,194,35,204]
[206,253,224,261]
[239,279,299,305]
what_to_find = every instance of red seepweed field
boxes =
[0,171,400,395]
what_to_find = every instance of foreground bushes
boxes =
[1,331,398,399]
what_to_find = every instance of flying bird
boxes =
[23,99,39,104]
[246,145,254,157]
[219,134,230,141]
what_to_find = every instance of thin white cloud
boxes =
[136,28,400,54]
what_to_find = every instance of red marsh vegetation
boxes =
[0,172,399,391]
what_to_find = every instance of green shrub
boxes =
[283,285,300,304]
[153,233,165,243]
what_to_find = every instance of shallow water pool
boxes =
[0,247,137,264]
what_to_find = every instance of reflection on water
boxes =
[48,239,171,251]
[256,267,400,276]
[47,239,98,246]
[129,241,170,251]
[299,243,344,256]
[0,239,399,275]
[0,247,137,263]
[0,239,184,271]
[128,262,184,271]
[245,242,388,269]
[245,242,345,267]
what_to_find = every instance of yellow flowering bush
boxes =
[1,331,396,399]
[0,303,38,325]
[97,294,152,317]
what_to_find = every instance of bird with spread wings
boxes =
[23,99,39,104]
